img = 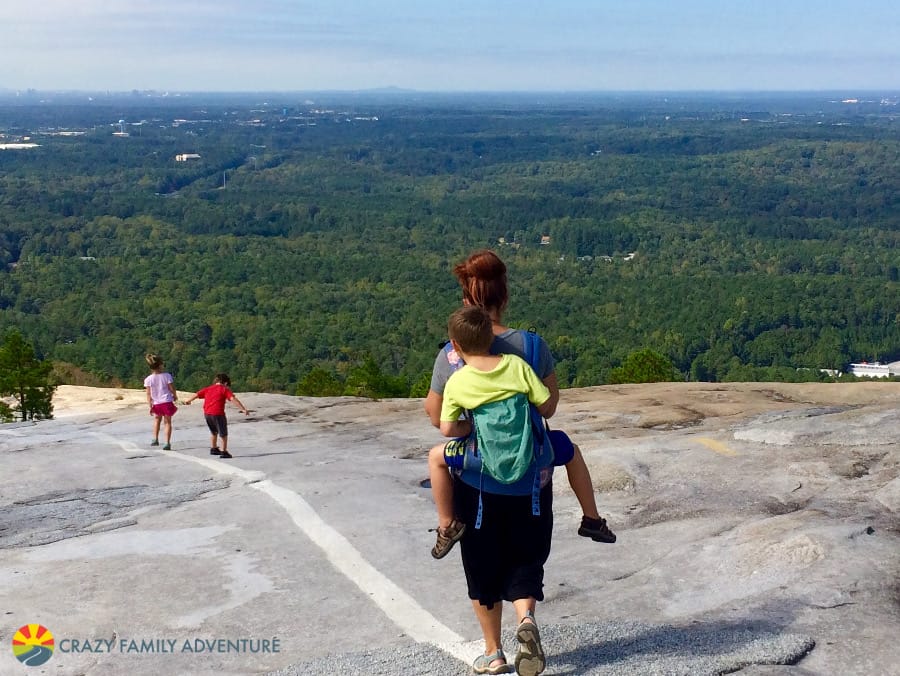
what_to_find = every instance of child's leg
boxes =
[428,443,456,529]
[209,432,218,450]
[218,416,230,454]
[565,442,616,543]
[152,415,161,441]
[565,444,601,520]
[428,439,468,559]
[163,416,173,444]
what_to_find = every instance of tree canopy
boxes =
[0,93,897,397]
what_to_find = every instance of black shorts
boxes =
[453,477,553,609]
[204,414,228,437]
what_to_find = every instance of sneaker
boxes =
[150,439,159,446]
[430,519,466,559]
[219,451,233,459]
[162,443,171,451]
[514,614,546,676]
[578,515,617,543]
[210,447,222,455]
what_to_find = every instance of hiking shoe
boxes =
[578,516,617,543]
[219,451,233,459]
[162,443,171,451]
[430,519,466,559]
[150,439,159,446]
[514,615,546,676]
[210,447,222,455]
[473,649,514,674]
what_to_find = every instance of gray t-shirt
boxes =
[429,329,555,395]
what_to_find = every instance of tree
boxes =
[344,357,408,399]
[0,330,56,421]
[296,367,344,397]
[608,348,681,385]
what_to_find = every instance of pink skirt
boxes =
[151,402,178,417]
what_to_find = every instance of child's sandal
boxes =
[473,649,513,674]
[430,518,466,559]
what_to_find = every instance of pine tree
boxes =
[0,330,56,421]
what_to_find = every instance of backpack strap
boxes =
[521,329,554,517]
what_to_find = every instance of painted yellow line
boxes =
[696,437,740,457]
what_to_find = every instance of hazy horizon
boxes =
[2,1,898,93]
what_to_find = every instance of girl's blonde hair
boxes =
[145,353,164,370]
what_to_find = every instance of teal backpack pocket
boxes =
[472,393,534,484]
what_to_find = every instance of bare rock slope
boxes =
[1,383,898,675]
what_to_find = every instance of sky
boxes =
[2,0,899,93]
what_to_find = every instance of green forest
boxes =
[1,92,898,395]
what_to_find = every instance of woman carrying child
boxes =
[424,249,615,676]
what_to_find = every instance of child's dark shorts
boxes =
[205,414,228,437]
[442,429,575,469]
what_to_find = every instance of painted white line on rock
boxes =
[94,431,473,664]
[253,479,470,658]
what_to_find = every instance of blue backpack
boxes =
[442,329,555,527]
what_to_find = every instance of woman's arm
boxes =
[424,389,443,428]
[537,372,560,419]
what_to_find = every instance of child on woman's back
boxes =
[144,353,177,450]
[428,306,616,559]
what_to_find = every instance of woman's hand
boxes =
[440,418,472,438]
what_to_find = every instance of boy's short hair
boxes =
[145,353,164,369]
[215,373,231,387]
[448,306,494,355]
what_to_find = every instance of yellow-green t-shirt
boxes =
[440,353,550,422]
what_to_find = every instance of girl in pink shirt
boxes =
[143,353,177,450]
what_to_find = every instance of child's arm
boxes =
[167,380,178,401]
[440,418,472,438]
[182,393,198,405]
[438,385,471,437]
[145,386,153,411]
[231,396,249,415]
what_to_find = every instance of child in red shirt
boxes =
[183,373,249,458]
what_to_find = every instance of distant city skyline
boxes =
[2,0,899,93]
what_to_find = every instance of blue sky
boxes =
[3,0,898,92]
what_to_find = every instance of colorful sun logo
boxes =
[12,624,55,666]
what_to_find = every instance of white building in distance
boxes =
[849,361,900,378]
